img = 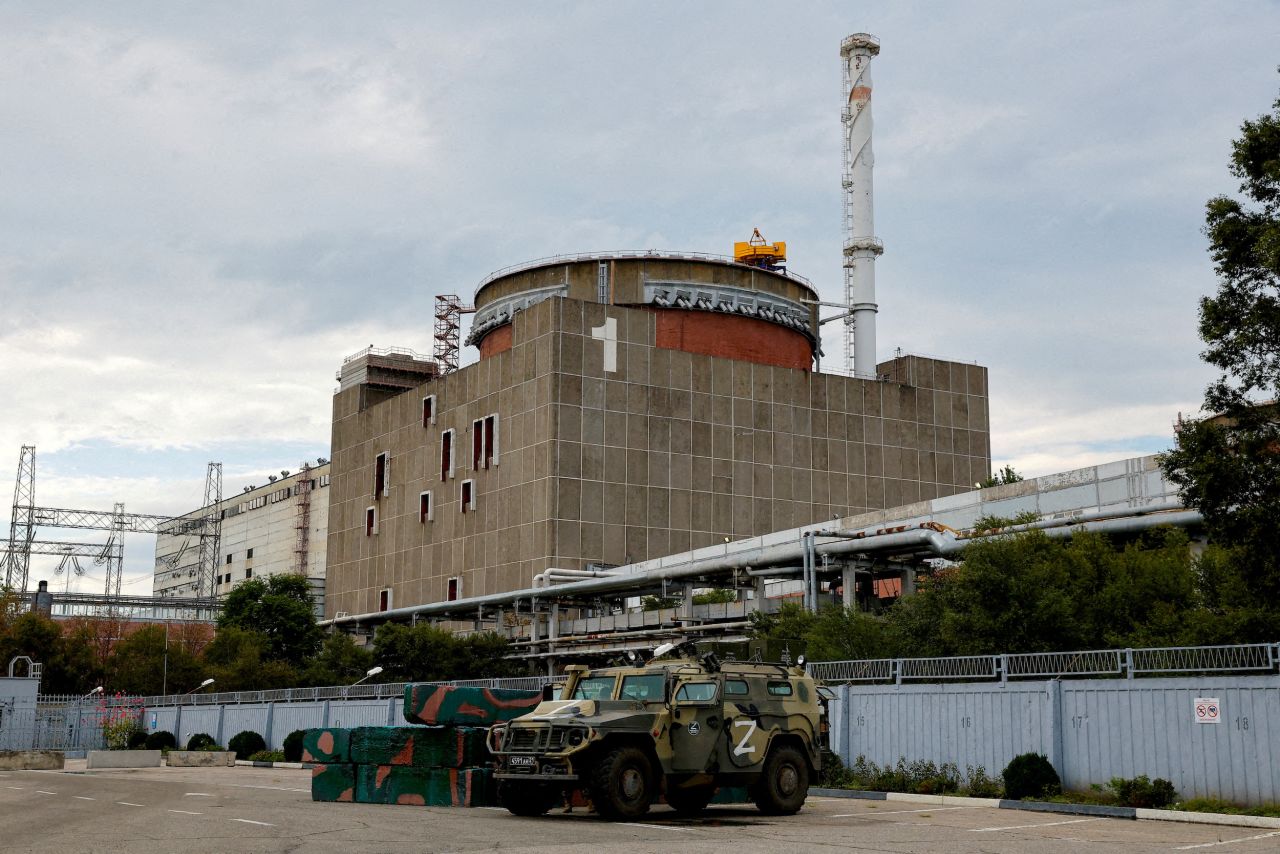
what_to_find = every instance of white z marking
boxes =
[732,719,758,756]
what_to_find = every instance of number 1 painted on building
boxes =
[591,317,617,373]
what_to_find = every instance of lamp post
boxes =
[349,666,383,688]
[186,677,215,694]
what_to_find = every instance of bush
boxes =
[964,765,1003,798]
[1110,775,1177,808]
[282,729,306,763]
[126,728,149,749]
[248,750,286,762]
[144,730,176,751]
[1002,753,1062,800]
[186,733,218,751]
[228,730,267,760]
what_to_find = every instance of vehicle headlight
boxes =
[567,728,585,746]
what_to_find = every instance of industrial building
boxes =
[153,462,330,615]
[323,32,992,624]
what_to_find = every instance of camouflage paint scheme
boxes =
[490,656,824,790]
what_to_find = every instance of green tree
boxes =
[979,465,1025,489]
[217,575,322,667]
[106,625,201,696]
[0,612,99,694]
[301,632,375,687]
[1160,78,1280,635]
[372,623,518,682]
[201,626,298,692]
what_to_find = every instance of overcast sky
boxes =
[3,1,1278,593]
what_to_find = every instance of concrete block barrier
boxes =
[350,726,489,768]
[165,750,236,767]
[311,763,356,802]
[302,728,351,764]
[403,685,540,726]
[86,750,161,769]
[0,750,64,770]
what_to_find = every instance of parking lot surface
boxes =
[1,765,1278,853]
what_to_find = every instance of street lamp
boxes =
[349,666,383,688]
[186,678,215,694]
[80,686,104,700]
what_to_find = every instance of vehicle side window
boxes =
[674,682,718,702]
[724,679,749,696]
[766,680,793,696]
[571,676,617,700]
[620,674,665,701]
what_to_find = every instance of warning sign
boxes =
[1194,697,1221,724]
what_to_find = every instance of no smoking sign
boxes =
[1194,697,1221,724]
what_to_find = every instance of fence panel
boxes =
[830,674,1280,805]
[269,702,327,749]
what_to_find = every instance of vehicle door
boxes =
[668,676,723,772]
[721,677,770,770]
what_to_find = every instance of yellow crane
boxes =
[733,228,787,272]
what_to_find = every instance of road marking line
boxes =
[168,809,203,815]
[5,786,25,790]
[117,802,144,807]
[620,822,688,831]
[224,784,310,793]
[230,819,274,826]
[970,817,1102,832]
[75,796,96,800]
[1174,830,1280,850]
[834,805,978,818]
[184,792,214,797]
[36,790,56,795]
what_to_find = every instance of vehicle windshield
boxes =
[571,675,617,700]
[675,681,718,702]
[619,673,665,702]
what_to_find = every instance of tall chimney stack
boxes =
[841,33,883,378]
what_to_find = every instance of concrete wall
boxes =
[326,296,990,618]
[829,675,1280,805]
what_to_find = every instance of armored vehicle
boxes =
[490,642,830,819]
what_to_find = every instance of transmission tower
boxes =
[3,445,36,591]
[433,294,475,374]
[100,502,126,599]
[195,462,222,599]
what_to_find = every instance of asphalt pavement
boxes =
[1,764,1278,853]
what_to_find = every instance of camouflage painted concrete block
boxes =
[301,728,351,764]
[425,767,494,807]
[355,765,493,806]
[403,685,541,726]
[310,763,356,802]
[349,726,491,768]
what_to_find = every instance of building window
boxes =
[365,506,378,536]
[246,548,254,559]
[373,451,390,498]
[318,473,330,488]
[460,479,475,513]
[245,568,252,579]
[471,414,499,470]
[422,394,436,427]
[419,491,433,523]
[446,577,461,601]
[379,588,392,611]
[225,553,233,565]
[441,429,455,481]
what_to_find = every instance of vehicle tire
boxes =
[751,744,809,815]
[498,780,561,817]
[664,780,716,815]
[589,746,655,819]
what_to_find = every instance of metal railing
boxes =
[810,642,1280,685]
[340,345,436,366]
[132,675,562,708]
[473,250,816,297]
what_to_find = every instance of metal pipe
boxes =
[323,511,1200,628]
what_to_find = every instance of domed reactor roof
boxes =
[467,252,820,371]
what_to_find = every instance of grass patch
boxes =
[1174,798,1280,818]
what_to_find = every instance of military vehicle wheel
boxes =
[498,780,561,816]
[664,781,716,815]
[590,746,654,819]
[752,744,809,815]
